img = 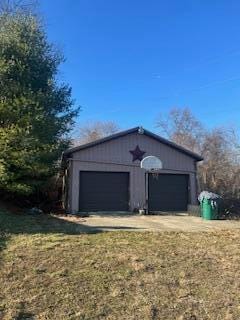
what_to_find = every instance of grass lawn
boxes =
[1,206,240,319]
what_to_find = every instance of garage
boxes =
[79,171,129,211]
[148,174,189,211]
[63,127,202,213]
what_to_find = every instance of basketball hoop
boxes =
[141,156,163,214]
[140,156,163,172]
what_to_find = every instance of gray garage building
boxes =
[62,127,203,214]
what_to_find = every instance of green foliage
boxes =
[0,13,78,195]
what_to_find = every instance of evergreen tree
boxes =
[0,12,78,195]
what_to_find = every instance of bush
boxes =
[219,198,240,219]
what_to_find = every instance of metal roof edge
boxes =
[63,126,203,161]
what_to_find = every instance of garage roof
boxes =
[64,126,203,161]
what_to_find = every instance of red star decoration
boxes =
[129,145,146,162]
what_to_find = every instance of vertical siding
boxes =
[72,132,195,172]
[70,161,146,213]
[189,172,198,205]
[68,131,199,213]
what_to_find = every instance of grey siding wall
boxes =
[67,132,198,213]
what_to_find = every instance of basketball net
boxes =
[151,169,159,180]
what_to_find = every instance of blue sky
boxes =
[40,0,240,134]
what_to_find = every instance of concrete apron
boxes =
[60,213,240,233]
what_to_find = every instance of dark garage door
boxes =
[148,174,189,211]
[79,171,129,211]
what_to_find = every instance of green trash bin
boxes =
[201,198,218,220]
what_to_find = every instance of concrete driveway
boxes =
[60,213,240,232]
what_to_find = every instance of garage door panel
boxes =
[148,174,188,211]
[79,171,129,211]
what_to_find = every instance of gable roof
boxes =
[64,126,203,161]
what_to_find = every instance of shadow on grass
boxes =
[8,301,35,320]
[16,312,35,320]
[0,209,141,257]
[149,211,188,216]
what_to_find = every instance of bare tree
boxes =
[75,121,120,145]
[198,127,240,197]
[156,107,240,199]
[0,0,38,14]
[156,107,204,153]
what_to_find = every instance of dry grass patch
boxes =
[1,208,240,319]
